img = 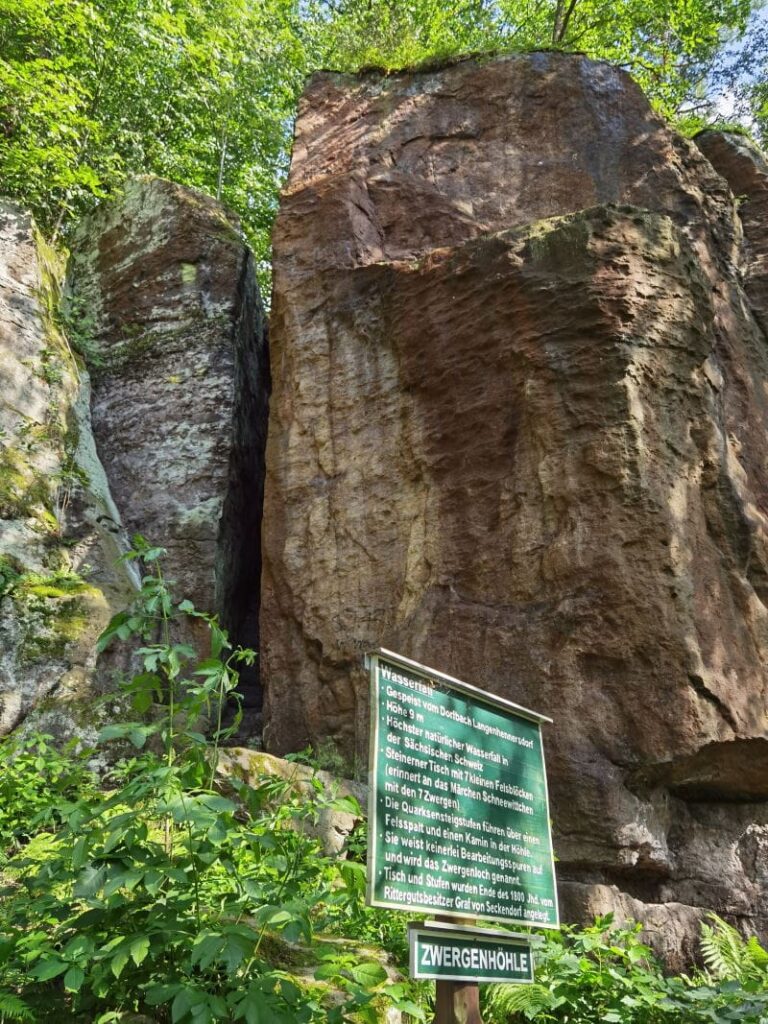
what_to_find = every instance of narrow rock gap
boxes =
[215,250,270,740]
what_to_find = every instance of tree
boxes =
[0,0,764,265]
[0,0,309,268]
[313,0,756,114]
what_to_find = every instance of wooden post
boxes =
[435,979,483,1024]
[433,917,483,1024]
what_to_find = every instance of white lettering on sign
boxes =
[419,944,529,973]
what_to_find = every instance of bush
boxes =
[0,538,423,1024]
[0,732,97,858]
[484,915,768,1024]
[2,538,767,1023]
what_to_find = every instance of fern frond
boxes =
[0,993,33,1022]
[485,982,553,1021]
[700,913,768,983]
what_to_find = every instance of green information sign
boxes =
[409,924,534,983]
[366,649,558,928]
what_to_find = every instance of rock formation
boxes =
[65,178,269,717]
[696,129,768,334]
[0,201,135,739]
[0,179,268,737]
[261,53,768,954]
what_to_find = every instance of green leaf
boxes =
[110,947,130,978]
[145,983,183,1006]
[72,834,88,870]
[62,935,95,961]
[198,794,237,814]
[330,795,361,815]
[314,963,340,981]
[129,935,150,966]
[234,990,269,1024]
[73,863,106,897]
[63,965,85,992]
[129,726,150,748]
[220,930,255,972]
[350,961,388,988]
[31,958,69,981]
[172,989,193,1023]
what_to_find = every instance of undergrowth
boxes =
[484,915,768,1023]
[1,538,767,1022]
[0,538,424,1023]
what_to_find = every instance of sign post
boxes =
[365,649,557,1022]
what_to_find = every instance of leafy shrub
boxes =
[2,538,767,1023]
[0,538,421,1023]
[484,914,768,1024]
[0,732,97,858]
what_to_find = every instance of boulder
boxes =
[261,53,768,948]
[65,178,269,718]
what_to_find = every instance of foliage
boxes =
[0,538,422,1023]
[700,913,768,984]
[2,540,768,1022]
[704,6,768,146]
[1,0,764,280]
[484,914,768,1024]
[0,992,33,1022]
[315,0,755,114]
[0,0,309,274]
[0,733,97,859]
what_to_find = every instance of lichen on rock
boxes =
[0,201,135,740]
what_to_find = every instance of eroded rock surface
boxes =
[262,53,768,949]
[66,179,269,710]
[696,129,768,334]
[1,179,268,737]
[0,202,135,739]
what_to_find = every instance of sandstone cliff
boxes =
[261,53,768,954]
[3,53,768,962]
[0,179,268,737]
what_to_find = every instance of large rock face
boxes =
[0,202,135,739]
[696,130,768,334]
[262,53,768,953]
[66,179,269,702]
[1,179,268,737]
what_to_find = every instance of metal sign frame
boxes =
[365,648,559,929]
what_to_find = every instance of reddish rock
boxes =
[262,54,768,949]
[696,130,768,333]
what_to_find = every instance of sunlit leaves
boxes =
[1,0,762,282]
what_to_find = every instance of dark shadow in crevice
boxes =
[216,251,271,739]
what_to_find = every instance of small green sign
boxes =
[366,650,558,928]
[409,925,534,983]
